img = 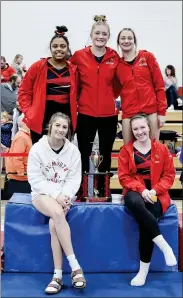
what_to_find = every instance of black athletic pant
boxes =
[76,113,118,173]
[124,191,163,263]
[30,101,71,144]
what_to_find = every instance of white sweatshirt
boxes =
[27,135,81,200]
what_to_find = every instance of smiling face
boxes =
[90,24,109,48]
[165,68,171,76]
[50,37,68,61]
[118,29,136,53]
[131,118,150,143]
[49,117,69,140]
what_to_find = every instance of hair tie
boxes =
[56,31,65,36]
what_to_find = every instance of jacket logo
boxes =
[106,58,114,65]
[139,58,147,67]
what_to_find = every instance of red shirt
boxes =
[116,50,167,118]
[70,46,120,117]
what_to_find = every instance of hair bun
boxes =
[55,25,68,36]
[94,15,107,22]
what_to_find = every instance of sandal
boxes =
[45,277,62,295]
[71,268,86,289]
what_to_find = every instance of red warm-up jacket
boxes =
[118,139,175,213]
[1,64,16,82]
[116,50,167,119]
[18,58,78,134]
[70,46,120,117]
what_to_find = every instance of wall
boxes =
[1,1,182,82]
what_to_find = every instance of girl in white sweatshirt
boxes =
[27,112,86,294]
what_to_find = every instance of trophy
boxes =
[90,150,103,173]
[82,149,111,203]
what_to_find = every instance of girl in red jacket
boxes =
[70,15,119,196]
[116,28,167,144]
[18,26,78,144]
[118,113,177,286]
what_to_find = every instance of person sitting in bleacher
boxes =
[4,114,32,200]
[118,113,177,286]
[1,111,13,171]
[27,112,86,294]
[164,65,183,111]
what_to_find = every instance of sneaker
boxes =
[167,105,174,111]
[177,98,183,107]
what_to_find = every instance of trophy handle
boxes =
[99,155,103,167]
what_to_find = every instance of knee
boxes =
[52,207,65,223]
[125,191,143,209]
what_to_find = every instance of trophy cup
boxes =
[82,149,111,203]
[90,150,103,174]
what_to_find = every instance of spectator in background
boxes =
[176,147,183,185]
[1,111,13,171]
[11,101,23,140]
[4,114,32,200]
[116,28,167,144]
[1,74,22,116]
[11,54,27,79]
[1,56,16,82]
[164,65,183,111]
[18,25,78,145]
[1,111,13,149]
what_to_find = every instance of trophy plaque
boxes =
[82,150,112,202]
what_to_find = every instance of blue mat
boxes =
[4,194,178,273]
[1,272,182,297]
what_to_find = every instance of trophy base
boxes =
[83,197,111,203]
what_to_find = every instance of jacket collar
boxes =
[39,57,77,74]
[84,46,117,60]
[119,50,147,64]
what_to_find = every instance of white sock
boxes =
[153,235,177,266]
[53,269,62,279]
[131,261,150,286]
[45,269,62,293]
[67,254,83,287]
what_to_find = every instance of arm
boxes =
[147,52,167,116]
[11,138,27,175]
[61,148,82,199]
[153,146,176,195]
[18,61,39,113]
[113,74,122,99]
[27,149,61,199]
[118,147,146,194]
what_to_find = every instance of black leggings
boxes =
[76,113,118,173]
[30,101,71,144]
[124,191,163,263]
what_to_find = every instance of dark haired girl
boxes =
[18,26,78,144]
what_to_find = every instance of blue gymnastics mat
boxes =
[1,272,182,297]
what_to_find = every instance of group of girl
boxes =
[18,15,177,294]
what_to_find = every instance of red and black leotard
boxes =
[134,147,151,190]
